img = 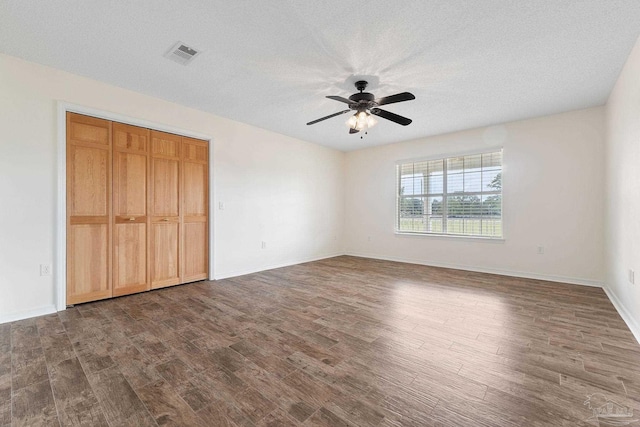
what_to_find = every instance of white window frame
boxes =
[395,148,503,239]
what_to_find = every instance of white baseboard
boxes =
[0,305,57,325]
[602,286,640,345]
[2,253,614,330]
[345,251,604,288]
[213,252,345,281]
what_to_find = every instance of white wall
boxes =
[345,108,605,285]
[0,53,345,322]
[0,48,627,325]
[604,36,640,341]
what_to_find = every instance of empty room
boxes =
[2,1,640,426]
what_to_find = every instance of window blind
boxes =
[397,150,503,238]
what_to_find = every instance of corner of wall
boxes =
[602,34,640,346]
[602,285,640,345]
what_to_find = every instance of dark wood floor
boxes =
[2,256,640,426]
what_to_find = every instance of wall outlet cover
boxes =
[40,264,52,276]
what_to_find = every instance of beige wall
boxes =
[605,36,640,341]
[0,53,345,322]
[345,107,605,285]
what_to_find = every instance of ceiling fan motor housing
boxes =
[349,92,376,111]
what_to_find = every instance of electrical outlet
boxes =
[218,202,225,210]
[367,236,371,242]
[40,264,52,276]
[261,241,266,249]
[537,246,544,255]
[629,269,635,285]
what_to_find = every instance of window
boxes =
[396,150,503,238]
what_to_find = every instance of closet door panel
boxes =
[181,137,208,283]
[114,152,147,216]
[182,141,207,163]
[68,116,110,147]
[151,133,180,157]
[183,221,207,281]
[114,127,148,151]
[68,146,109,216]
[150,131,181,288]
[113,222,147,296]
[183,162,206,215]
[112,123,150,296]
[151,131,182,289]
[152,221,180,288]
[66,113,112,305]
[67,224,110,304]
[152,158,179,216]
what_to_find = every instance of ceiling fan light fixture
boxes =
[366,114,377,128]
[347,111,377,131]
[346,114,358,129]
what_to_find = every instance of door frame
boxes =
[56,102,215,311]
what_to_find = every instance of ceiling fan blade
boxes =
[375,92,415,106]
[306,109,351,125]
[326,95,355,105]
[370,108,412,126]
[349,128,360,134]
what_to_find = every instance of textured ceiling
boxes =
[1,1,639,151]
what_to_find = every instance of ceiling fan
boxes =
[307,80,415,134]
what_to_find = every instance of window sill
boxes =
[394,231,505,242]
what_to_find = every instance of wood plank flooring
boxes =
[2,256,640,426]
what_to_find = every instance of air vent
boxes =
[164,41,201,65]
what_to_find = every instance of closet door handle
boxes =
[129,217,135,221]
[162,218,169,221]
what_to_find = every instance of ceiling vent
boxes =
[164,41,201,65]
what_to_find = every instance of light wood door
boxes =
[66,113,112,304]
[150,131,181,289]
[112,123,150,296]
[181,137,208,283]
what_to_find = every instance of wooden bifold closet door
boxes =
[182,137,209,283]
[150,131,181,289]
[66,113,113,305]
[66,113,208,305]
[112,123,150,297]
